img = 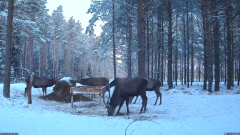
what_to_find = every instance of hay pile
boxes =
[44,79,92,103]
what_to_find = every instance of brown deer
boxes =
[106,77,148,116]
[24,75,58,97]
[110,77,162,105]
[133,78,162,105]
[75,77,110,102]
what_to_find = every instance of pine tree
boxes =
[3,0,14,98]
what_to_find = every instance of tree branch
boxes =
[125,120,136,135]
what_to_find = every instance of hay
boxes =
[42,80,92,103]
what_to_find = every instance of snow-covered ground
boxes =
[0,81,240,135]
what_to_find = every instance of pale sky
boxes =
[46,0,102,36]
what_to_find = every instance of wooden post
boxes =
[71,93,74,108]
[99,94,101,106]
[27,72,34,104]
[27,85,32,104]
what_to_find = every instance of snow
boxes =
[60,77,73,84]
[0,11,7,19]
[0,81,240,135]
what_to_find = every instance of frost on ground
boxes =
[0,81,240,135]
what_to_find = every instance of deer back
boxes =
[111,77,147,101]
[76,77,109,86]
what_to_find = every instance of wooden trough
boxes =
[70,86,106,108]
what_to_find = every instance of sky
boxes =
[45,0,102,36]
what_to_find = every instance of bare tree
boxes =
[167,0,173,89]
[112,0,116,79]
[3,0,14,98]
[137,0,146,77]
[127,0,132,78]
[202,0,208,90]
[225,0,232,89]
[186,0,190,88]
[212,0,220,91]
[175,13,178,86]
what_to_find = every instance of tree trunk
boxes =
[161,12,164,85]
[157,9,161,80]
[198,55,201,81]
[67,39,70,76]
[224,21,227,84]
[127,0,132,78]
[231,29,234,86]
[3,0,14,98]
[24,37,27,69]
[238,57,240,85]
[151,15,154,78]
[191,12,194,85]
[29,34,33,72]
[137,0,146,77]
[225,0,232,89]
[186,0,190,88]
[56,41,59,77]
[112,0,116,79]
[167,0,173,89]
[212,0,220,91]
[204,0,213,93]
[147,13,150,78]
[202,0,208,90]
[175,14,178,86]
[183,14,186,85]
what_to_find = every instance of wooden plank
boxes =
[70,86,106,108]
[71,93,73,108]
[70,86,105,94]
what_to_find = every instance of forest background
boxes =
[0,0,240,97]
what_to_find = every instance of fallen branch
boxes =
[125,120,136,135]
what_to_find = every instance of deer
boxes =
[75,77,110,103]
[24,75,58,97]
[22,68,58,97]
[110,77,162,105]
[106,77,148,116]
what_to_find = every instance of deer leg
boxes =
[106,85,110,99]
[154,88,162,105]
[159,92,162,105]
[41,88,44,96]
[42,88,47,97]
[139,91,147,114]
[45,88,47,96]
[129,96,134,104]
[154,96,159,106]
[126,98,130,115]
[24,87,27,97]
[140,101,144,114]
[116,100,124,115]
[144,96,148,113]
[44,88,46,97]
[140,96,147,113]
[133,96,139,104]
[102,94,105,104]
